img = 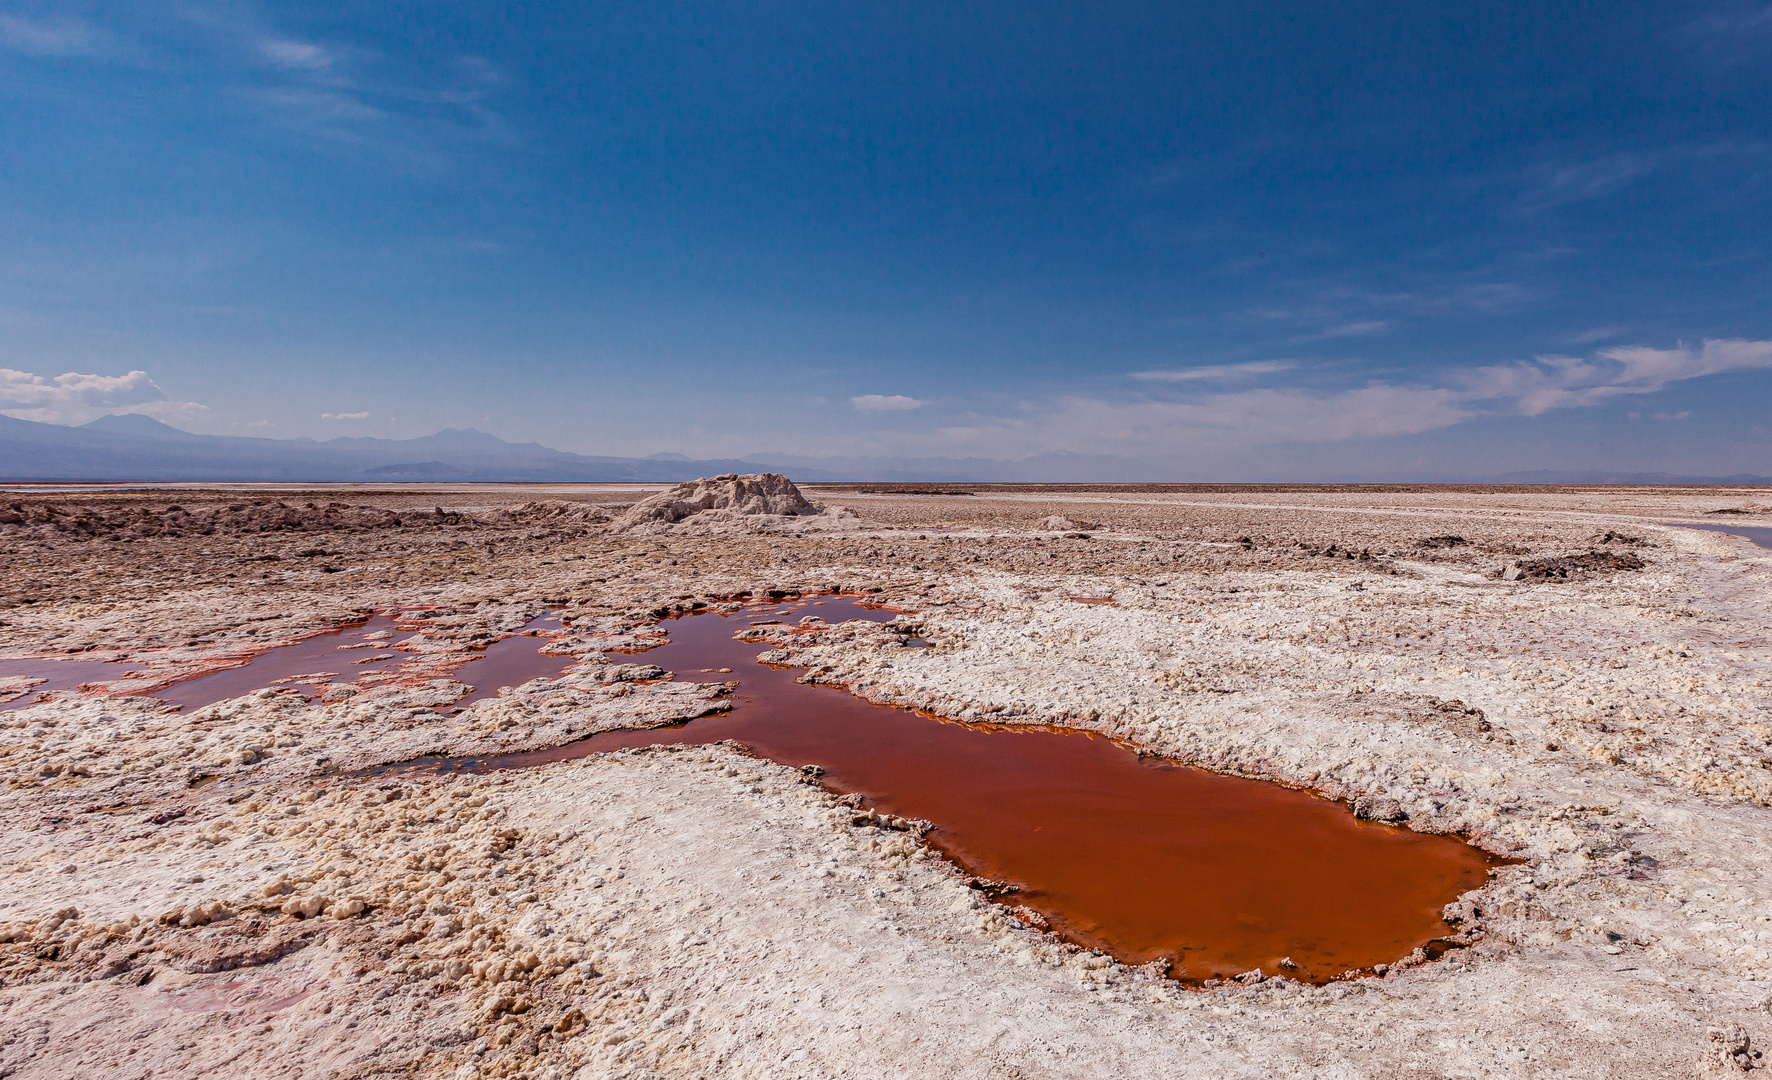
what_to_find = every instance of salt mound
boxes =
[611,473,845,535]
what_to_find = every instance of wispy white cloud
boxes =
[1075,385,1468,445]
[1,9,507,162]
[1326,281,1533,316]
[259,38,334,71]
[198,14,513,165]
[321,411,370,421]
[1519,152,1655,210]
[250,85,387,143]
[0,14,99,56]
[1325,320,1389,337]
[0,368,208,426]
[1460,338,1772,415]
[851,394,926,412]
[1293,320,1389,342]
[1627,410,1692,421]
[1239,284,1529,354]
[911,385,1473,460]
[1130,360,1296,382]
[1682,3,1772,63]
[837,338,1772,461]
[1513,142,1761,214]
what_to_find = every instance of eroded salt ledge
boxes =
[0,476,1770,1077]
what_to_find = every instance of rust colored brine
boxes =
[152,612,571,712]
[151,615,410,710]
[0,656,132,712]
[446,614,573,709]
[444,596,1503,983]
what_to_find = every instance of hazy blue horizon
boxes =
[7,409,1772,484]
[3,2,1770,480]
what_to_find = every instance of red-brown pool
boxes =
[151,615,412,711]
[446,614,572,709]
[0,656,133,712]
[390,595,1502,983]
[146,612,573,712]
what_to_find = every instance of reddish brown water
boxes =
[151,612,573,712]
[5,610,578,716]
[392,595,1501,983]
[445,614,571,709]
[0,656,133,711]
[152,616,413,711]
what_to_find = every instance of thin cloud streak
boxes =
[844,338,1772,461]
[1462,338,1772,415]
[1290,320,1389,343]
[1682,2,1772,64]
[259,38,335,71]
[915,386,1472,460]
[0,14,99,57]
[1130,360,1296,382]
[1518,152,1655,211]
[175,12,518,166]
[851,394,927,412]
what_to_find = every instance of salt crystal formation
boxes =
[611,472,853,534]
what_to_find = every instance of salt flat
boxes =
[1,480,1769,1078]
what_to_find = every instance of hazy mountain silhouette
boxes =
[1493,469,1772,485]
[7,415,1768,484]
[0,415,799,482]
[742,450,1170,482]
[1,415,1170,483]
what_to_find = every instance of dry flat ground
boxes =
[1,481,1771,1079]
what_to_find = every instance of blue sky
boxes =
[1,1,1770,478]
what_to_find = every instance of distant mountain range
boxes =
[1493,469,1772,485]
[0,414,795,483]
[2,413,1768,484]
[743,451,1170,483]
[0,414,1170,483]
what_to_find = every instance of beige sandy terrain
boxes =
[1,480,1770,1078]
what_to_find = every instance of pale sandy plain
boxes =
[1,479,1770,1079]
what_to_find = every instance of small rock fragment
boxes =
[282,895,326,919]
[1352,795,1408,822]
